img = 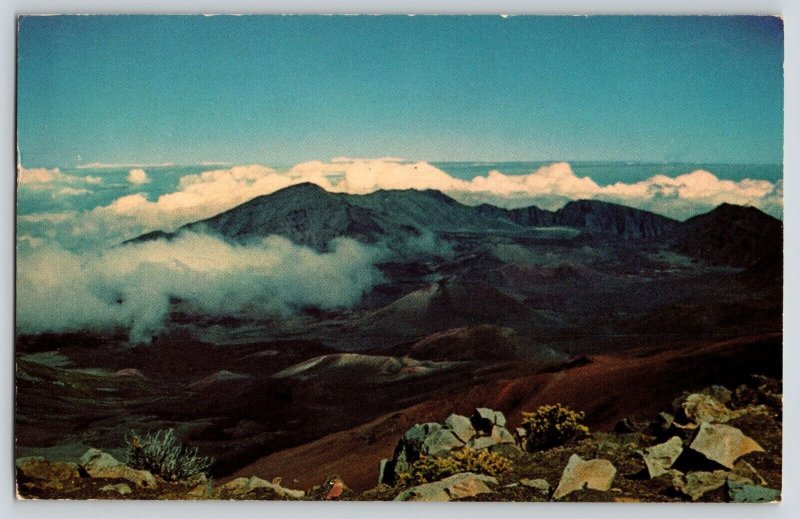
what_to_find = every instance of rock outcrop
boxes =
[394,472,497,501]
[689,423,764,470]
[552,454,617,499]
[79,449,157,488]
[378,408,516,485]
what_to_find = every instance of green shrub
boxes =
[397,448,511,486]
[521,403,589,451]
[126,428,213,482]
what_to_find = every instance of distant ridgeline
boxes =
[126,183,782,270]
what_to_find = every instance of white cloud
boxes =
[16,232,386,343]
[58,187,93,196]
[76,161,176,169]
[17,159,782,249]
[17,166,102,189]
[127,168,151,185]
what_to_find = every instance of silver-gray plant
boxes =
[126,428,213,482]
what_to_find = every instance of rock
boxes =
[99,483,132,495]
[444,414,475,443]
[217,476,305,499]
[467,436,497,450]
[515,427,527,438]
[16,457,79,483]
[689,423,764,469]
[682,393,736,423]
[378,459,389,484]
[79,449,157,488]
[732,459,768,486]
[471,408,506,433]
[325,477,347,500]
[394,472,497,502]
[490,425,516,445]
[520,478,551,495]
[673,470,751,501]
[640,436,683,478]
[553,454,617,499]
[380,422,445,483]
[726,480,781,503]
[422,428,464,456]
[700,385,733,405]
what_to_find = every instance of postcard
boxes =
[15,15,783,502]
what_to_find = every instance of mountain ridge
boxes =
[126,183,684,246]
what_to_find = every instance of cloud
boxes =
[17,159,782,250]
[18,166,102,187]
[127,168,151,185]
[16,232,386,343]
[76,162,176,169]
[58,187,93,196]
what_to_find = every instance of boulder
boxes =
[520,478,551,496]
[445,414,476,443]
[699,385,733,405]
[394,472,497,502]
[99,483,132,495]
[422,428,464,457]
[471,408,506,433]
[79,449,157,488]
[673,470,751,501]
[467,436,498,450]
[681,393,736,423]
[216,476,305,499]
[491,425,516,445]
[640,436,683,478]
[324,477,348,500]
[726,480,781,503]
[553,454,617,499]
[689,423,764,469]
[16,457,79,483]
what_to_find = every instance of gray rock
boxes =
[640,436,683,478]
[674,470,752,501]
[689,423,764,469]
[491,425,516,445]
[79,449,157,488]
[471,408,506,433]
[467,436,498,450]
[422,428,464,456]
[445,414,475,443]
[99,483,132,495]
[520,478,551,495]
[394,472,497,502]
[515,427,527,438]
[217,476,305,499]
[378,459,389,484]
[726,480,781,503]
[553,454,616,499]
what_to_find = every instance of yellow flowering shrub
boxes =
[520,403,589,451]
[396,448,511,486]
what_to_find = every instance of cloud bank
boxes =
[18,166,102,189]
[17,232,385,343]
[17,159,782,249]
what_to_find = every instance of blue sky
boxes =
[17,15,783,168]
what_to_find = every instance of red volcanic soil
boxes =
[228,333,781,492]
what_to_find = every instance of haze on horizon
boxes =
[17,15,783,168]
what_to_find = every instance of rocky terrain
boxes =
[15,185,782,501]
[17,375,781,502]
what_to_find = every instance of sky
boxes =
[16,15,783,168]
